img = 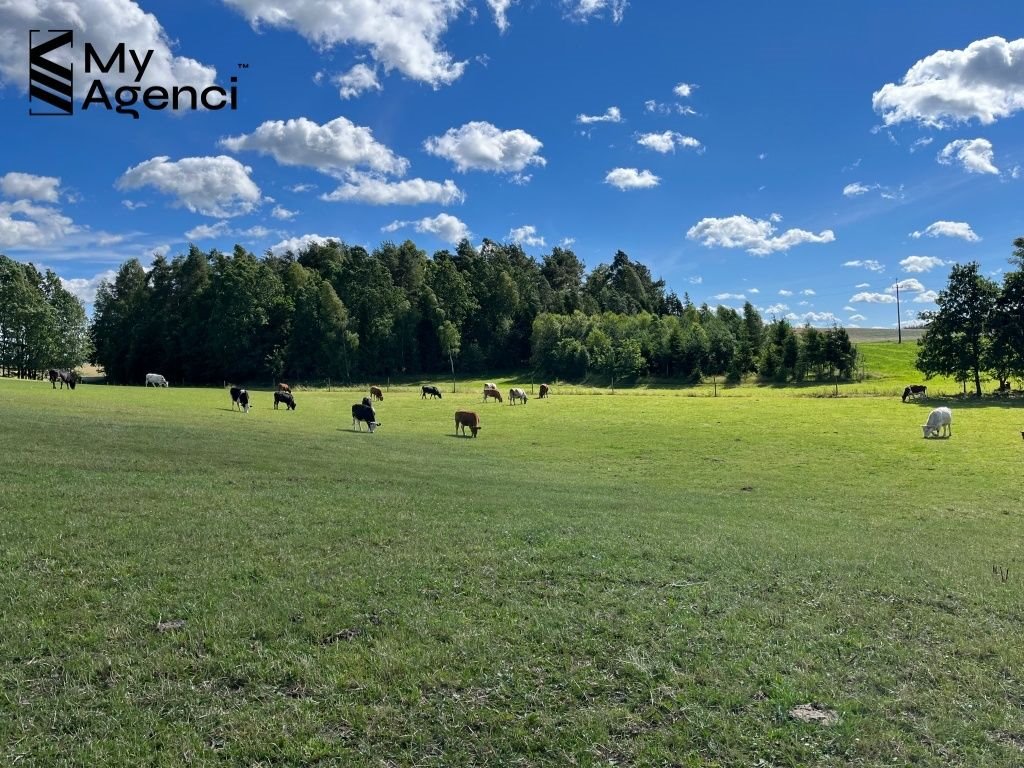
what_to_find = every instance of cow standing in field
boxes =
[352,402,380,432]
[455,411,482,437]
[902,385,927,402]
[509,387,528,405]
[421,385,442,399]
[538,383,550,399]
[274,391,296,410]
[483,387,503,403]
[370,385,384,402]
[48,369,76,390]
[230,386,251,413]
[145,373,169,387]
[922,406,952,438]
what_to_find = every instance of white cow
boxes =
[509,387,528,405]
[922,406,952,438]
[145,373,168,387]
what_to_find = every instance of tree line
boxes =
[0,255,89,379]
[78,238,860,387]
[916,238,1024,396]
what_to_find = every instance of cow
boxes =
[455,410,482,438]
[421,385,442,399]
[922,406,952,438]
[276,383,291,394]
[48,369,76,390]
[274,391,296,410]
[145,373,168,387]
[902,384,927,402]
[370,385,384,402]
[230,386,251,413]
[538,383,550,399]
[509,387,528,405]
[352,403,380,432]
[483,388,503,403]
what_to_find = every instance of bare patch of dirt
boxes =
[320,627,363,644]
[789,703,838,725]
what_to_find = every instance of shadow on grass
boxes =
[903,395,1024,411]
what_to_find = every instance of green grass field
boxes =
[2,342,1024,766]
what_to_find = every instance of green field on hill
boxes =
[2,345,1023,766]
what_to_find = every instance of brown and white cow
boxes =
[509,387,527,405]
[370,385,384,402]
[483,387,503,403]
[455,410,482,437]
[538,383,550,399]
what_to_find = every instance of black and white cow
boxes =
[352,402,380,432]
[273,391,296,410]
[230,386,251,413]
[421,385,442,399]
[902,384,927,402]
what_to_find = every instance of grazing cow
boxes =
[230,386,251,413]
[274,391,296,410]
[455,410,482,438]
[276,383,291,393]
[48,369,76,390]
[538,383,550,399]
[145,373,168,387]
[352,403,380,432]
[483,388,503,403]
[922,406,952,438]
[421,385,442,399]
[902,384,927,402]
[370,385,384,402]
[509,387,528,405]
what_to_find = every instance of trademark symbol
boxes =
[237,63,249,69]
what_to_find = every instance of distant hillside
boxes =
[845,327,925,343]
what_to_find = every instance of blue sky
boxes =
[2,1,1024,327]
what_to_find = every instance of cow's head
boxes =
[921,424,935,438]
[368,421,381,433]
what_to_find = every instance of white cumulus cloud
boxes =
[604,167,660,190]
[673,82,696,98]
[910,221,980,241]
[271,205,297,220]
[914,290,939,303]
[900,255,948,273]
[486,0,515,32]
[0,200,77,248]
[686,214,835,255]
[577,106,622,124]
[268,233,341,257]
[778,289,793,296]
[887,278,925,293]
[937,138,999,174]
[843,260,885,272]
[507,225,545,247]
[850,292,896,304]
[424,121,545,173]
[872,36,1024,127]
[223,0,467,88]
[714,292,745,301]
[117,156,261,218]
[221,116,407,176]
[60,269,118,304]
[384,213,469,244]
[322,175,464,205]
[566,0,626,23]
[335,63,382,99]
[0,172,61,202]
[0,0,218,101]
[637,131,701,153]
[848,313,866,322]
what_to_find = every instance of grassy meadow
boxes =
[2,342,1024,766]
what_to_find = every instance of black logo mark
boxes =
[29,29,73,116]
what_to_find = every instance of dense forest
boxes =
[7,234,1022,391]
[80,238,857,386]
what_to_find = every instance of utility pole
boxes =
[895,279,902,344]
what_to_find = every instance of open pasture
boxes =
[2,376,1024,766]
